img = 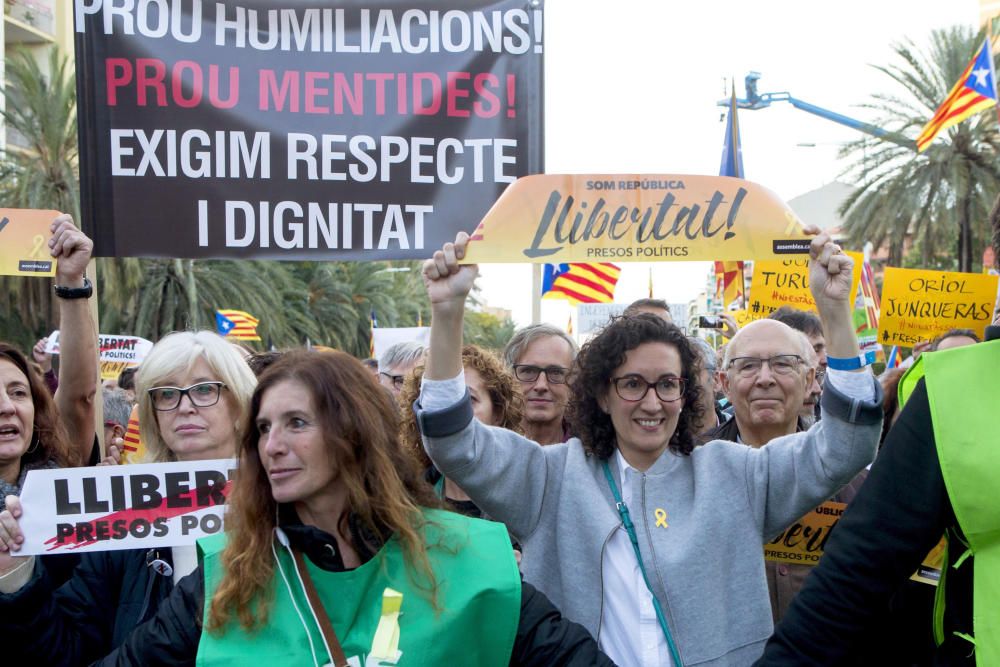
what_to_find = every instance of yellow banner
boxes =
[463,175,810,263]
[878,267,998,347]
[765,501,844,565]
[100,361,137,382]
[747,252,863,320]
[0,208,59,277]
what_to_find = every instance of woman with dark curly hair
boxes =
[416,232,883,667]
[399,344,523,518]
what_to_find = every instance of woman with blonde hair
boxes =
[101,350,612,666]
[0,331,256,665]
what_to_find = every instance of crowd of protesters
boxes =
[0,210,997,666]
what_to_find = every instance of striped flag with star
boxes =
[714,261,744,308]
[916,38,998,152]
[542,263,621,305]
[215,309,261,341]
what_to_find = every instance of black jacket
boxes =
[0,547,175,666]
[99,514,614,666]
[755,379,973,666]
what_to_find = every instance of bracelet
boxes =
[53,276,93,300]
[826,350,876,371]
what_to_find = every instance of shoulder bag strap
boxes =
[291,548,350,667]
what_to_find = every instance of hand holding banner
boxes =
[463,174,811,264]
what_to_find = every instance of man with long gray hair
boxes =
[502,324,578,445]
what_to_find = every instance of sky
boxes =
[475,0,981,329]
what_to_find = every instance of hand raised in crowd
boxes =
[719,313,739,340]
[31,338,52,373]
[422,231,478,313]
[807,230,854,312]
[50,214,94,287]
[0,496,28,575]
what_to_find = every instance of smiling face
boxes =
[256,379,338,511]
[0,359,35,482]
[722,321,811,437]
[516,335,575,427]
[152,357,238,461]
[597,342,685,471]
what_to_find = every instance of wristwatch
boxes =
[53,276,93,300]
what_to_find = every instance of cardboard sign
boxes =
[18,459,236,555]
[0,208,58,277]
[577,303,627,334]
[911,537,947,586]
[748,252,863,320]
[463,174,811,263]
[75,1,543,261]
[878,268,998,346]
[765,501,845,565]
[45,330,154,364]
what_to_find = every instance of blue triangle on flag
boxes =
[215,312,235,335]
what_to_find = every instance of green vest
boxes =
[922,340,1000,664]
[196,509,521,666]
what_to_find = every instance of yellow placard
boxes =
[463,174,810,263]
[732,309,755,328]
[100,361,136,382]
[0,208,59,277]
[747,252,863,320]
[911,537,947,586]
[878,267,998,347]
[765,501,845,565]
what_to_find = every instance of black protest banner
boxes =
[75,1,544,260]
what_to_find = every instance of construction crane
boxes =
[720,72,916,150]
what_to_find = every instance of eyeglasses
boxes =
[379,372,406,389]
[727,355,804,378]
[148,381,226,411]
[611,375,686,402]
[512,364,570,384]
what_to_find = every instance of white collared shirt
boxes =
[599,450,671,667]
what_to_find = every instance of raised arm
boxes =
[50,215,98,465]
[422,231,476,381]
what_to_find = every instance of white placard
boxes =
[372,327,430,360]
[18,459,237,555]
[44,330,154,364]
[577,303,627,335]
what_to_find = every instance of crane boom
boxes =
[719,72,916,150]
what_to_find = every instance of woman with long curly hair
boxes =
[399,344,524,517]
[418,232,883,666]
[100,350,613,666]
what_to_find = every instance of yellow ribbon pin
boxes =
[370,587,403,660]
[654,508,668,528]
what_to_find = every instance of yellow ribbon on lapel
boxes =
[370,587,403,660]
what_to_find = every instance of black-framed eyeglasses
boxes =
[512,364,570,385]
[611,375,686,402]
[379,372,406,389]
[148,382,226,411]
[727,354,804,378]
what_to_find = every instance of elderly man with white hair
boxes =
[378,341,426,396]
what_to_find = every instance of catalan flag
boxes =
[714,261,744,308]
[121,404,143,464]
[916,38,998,152]
[215,309,261,341]
[859,259,881,330]
[542,263,621,305]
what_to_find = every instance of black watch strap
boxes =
[53,276,93,300]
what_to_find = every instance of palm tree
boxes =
[0,49,79,349]
[839,26,1000,271]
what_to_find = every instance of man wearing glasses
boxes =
[502,325,578,445]
[710,319,868,626]
[378,341,426,397]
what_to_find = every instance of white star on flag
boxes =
[972,66,991,88]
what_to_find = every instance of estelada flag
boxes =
[121,404,144,464]
[916,38,998,152]
[542,263,621,305]
[215,309,261,341]
[714,261,744,308]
